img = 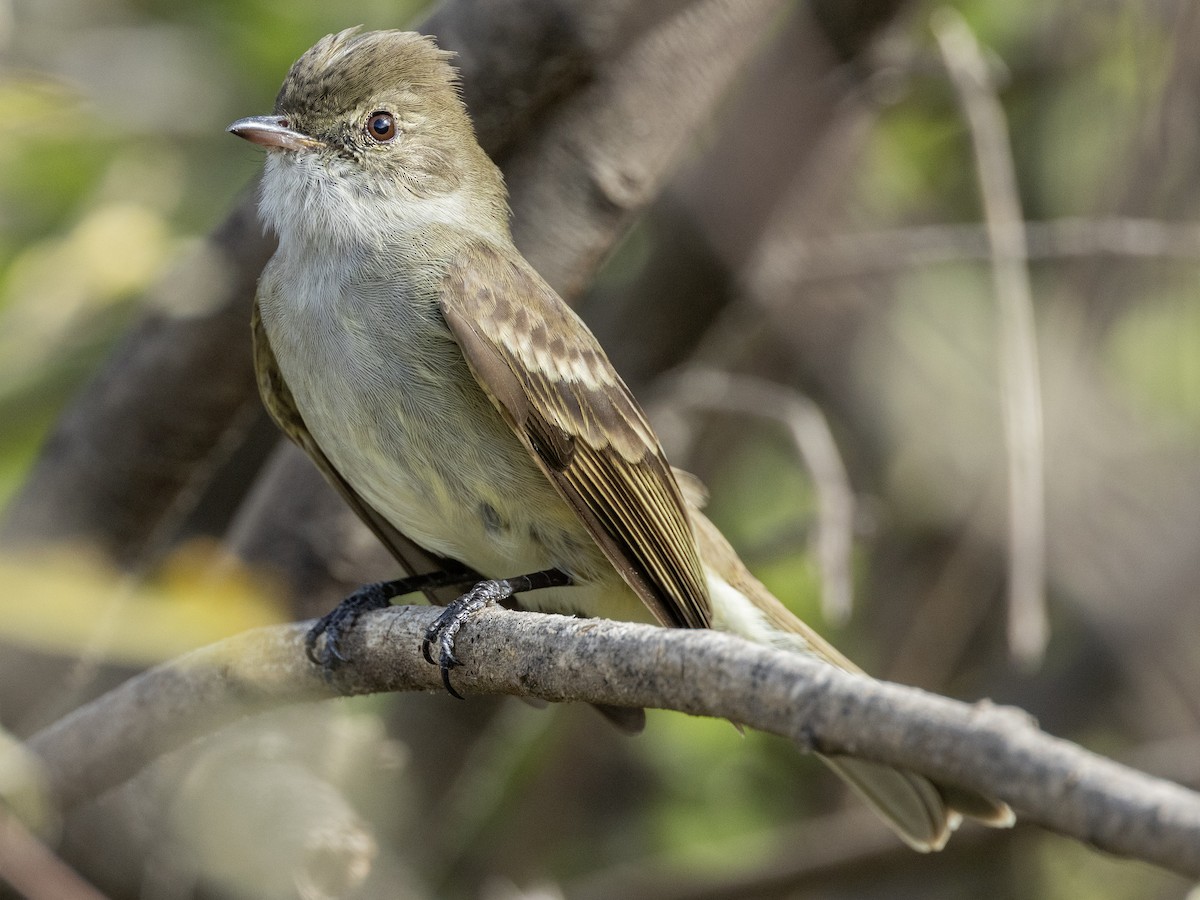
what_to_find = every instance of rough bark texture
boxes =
[26,606,1200,878]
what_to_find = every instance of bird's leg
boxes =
[306,565,480,668]
[422,568,573,698]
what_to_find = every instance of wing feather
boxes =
[440,242,710,630]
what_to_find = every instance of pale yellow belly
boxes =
[270,313,654,622]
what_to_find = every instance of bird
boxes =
[227,27,1014,851]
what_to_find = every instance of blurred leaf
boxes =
[0,540,286,665]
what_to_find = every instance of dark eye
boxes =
[366,111,396,143]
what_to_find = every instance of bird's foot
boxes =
[305,581,397,670]
[305,568,478,672]
[421,569,572,698]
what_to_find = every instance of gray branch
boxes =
[25,606,1200,878]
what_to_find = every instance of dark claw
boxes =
[305,612,344,667]
[305,568,486,676]
[305,609,358,667]
[305,581,398,672]
[420,569,573,696]
[439,647,464,699]
[422,606,457,664]
[305,626,324,666]
[423,578,516,697]
[441,666,464,699]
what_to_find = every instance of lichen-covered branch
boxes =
[26,606,1200,878]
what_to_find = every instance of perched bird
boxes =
[228,27,1013,851]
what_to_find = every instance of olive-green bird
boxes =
[228,28,1014,851]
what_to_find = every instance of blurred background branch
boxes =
[0,806,107,900]
[934,7,1047,666]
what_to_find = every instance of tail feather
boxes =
[686,500,1014,849]
[819,755,958,852]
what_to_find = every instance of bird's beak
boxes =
[226,115,323,152]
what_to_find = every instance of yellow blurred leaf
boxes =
[0,541,288,666]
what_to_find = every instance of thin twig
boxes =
[660,367,856,625]
[0,807,108,900]
[505,0,788,297]
[934,9,1048,666]
[750,217,1200,294]
[24,606,1200,877]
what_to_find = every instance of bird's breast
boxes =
[256,256,616,595]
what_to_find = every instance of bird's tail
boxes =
[684,495,1014,851]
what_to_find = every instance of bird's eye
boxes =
[365,111,397,143]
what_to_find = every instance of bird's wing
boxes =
[438,241,710,630]
[252,300,462,587]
